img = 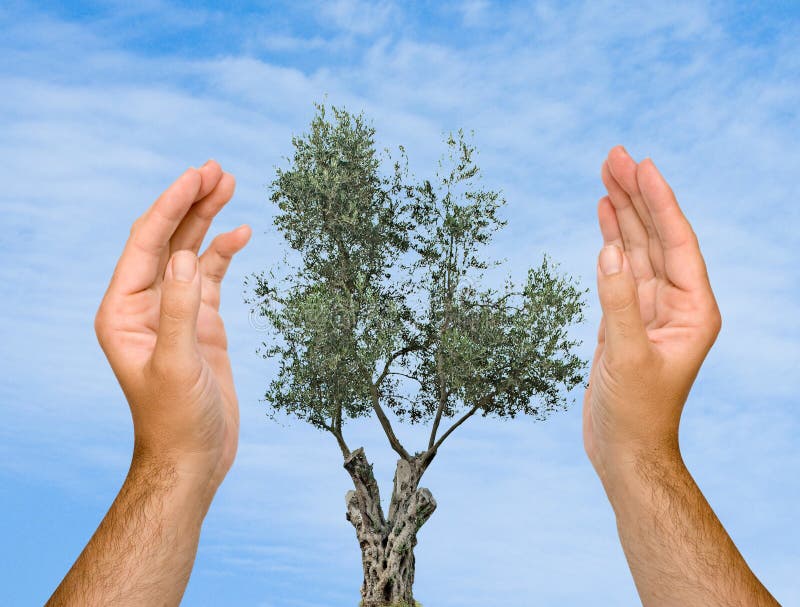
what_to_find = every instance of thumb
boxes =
[596,245,649,359]
[155,250,201,360]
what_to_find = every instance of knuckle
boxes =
[149,350,202,386]
[211,233,231,253]
[613,320,637,343]
[94,307,109,344]
[149,349,177,377]
[161,302,190,324]
[158,321,184,347]
[129,216,143,236]
[614,293,639,314]
[149,352,177,383]
[710,308,722,334]
[204,268,226,284]
[160,289,194,322]
[699,303,722,339]
[708,317,721,339]
[603,280,637,312]
[606,340,651,369]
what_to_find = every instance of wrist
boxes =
[593,440,688,517]
[128,446,220,520]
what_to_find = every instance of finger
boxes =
[199,225,252,310]
[196,159,225,200]
[596,244,650,363]
[110,168,203,294]
[170,165,236,254]
[606,147,666,280]
[596,199,615,348]
[155,162,226,283]
[121,160,222,292]
[598,196,623,246]
[600,193,656,329]
[152,250,202,367]
[601,159,656,282]
[636,159,710,292]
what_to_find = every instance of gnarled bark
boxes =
[344,448,436,607]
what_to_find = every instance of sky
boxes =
[0,0,798,605]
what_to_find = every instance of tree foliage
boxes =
[247,103,588,460]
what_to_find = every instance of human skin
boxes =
[583,146,780,606]
[46,161,250,606]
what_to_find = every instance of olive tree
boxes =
[247,104,588,606]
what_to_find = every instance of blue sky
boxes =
[1,1,799,605]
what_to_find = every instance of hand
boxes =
[583,146,722,482]
[94,161,251,491]
[47,162,251,607]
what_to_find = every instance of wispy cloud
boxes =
[316,0,397,36]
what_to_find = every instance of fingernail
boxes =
[172,251,197,282]
[599,245,622,275]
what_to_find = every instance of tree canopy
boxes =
[248,103,588,462]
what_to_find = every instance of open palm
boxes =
[94,162,250,480]
[584,147,721,463]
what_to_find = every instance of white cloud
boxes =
[258,33,329,52]
[459,0,490,27]
[317,0,397,36]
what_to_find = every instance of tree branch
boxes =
[375,342,424,386]
[427,347,448,450]
[321,421,351,459]
[428,319,452,449]
[429,230,457,451]
[368,381,412,461]
[425,375,522,463]
[385,370,422,384]
[332,428,351,459]
[429,402,480,455]
[371,340,432,460]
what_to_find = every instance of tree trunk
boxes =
[344,448,436,607]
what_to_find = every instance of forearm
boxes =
[46,449,215,607]
[602,450,778,607]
